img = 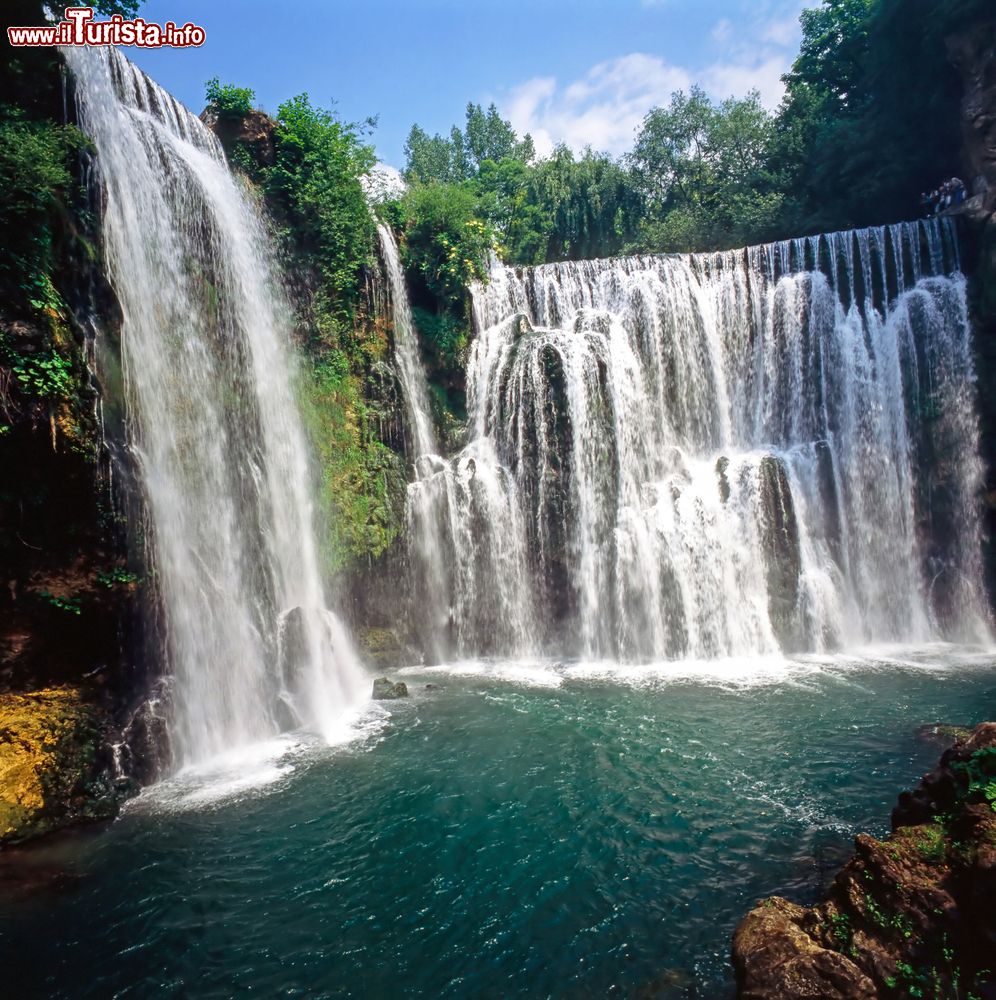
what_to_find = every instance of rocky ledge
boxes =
[732,723,996,1000]
[0,687,119,846]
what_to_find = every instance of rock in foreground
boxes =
[732,723,996,999]
[0,687,118,846]
[371,677,409,700]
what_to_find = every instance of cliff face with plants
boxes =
[733,724,996,1000]
[0,1,155,844]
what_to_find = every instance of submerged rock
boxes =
[371,677,408,700]
[732,723,996,999]
[0,687,117,846]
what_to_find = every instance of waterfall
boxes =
[377,223,437,458]
[66,48,366,768]
[407,218,991,661]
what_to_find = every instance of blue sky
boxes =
[126,0,808,170]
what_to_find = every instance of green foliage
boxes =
[829,911,852,948]
[266,93,377,324]
[952,748,996,813]
[770,0,977,233]
[204,77,255,116]
[404,102,534,184]
[11,351,73,400]
[36,590,82,615]
[505,146,643,263]
[631,86,781,251]
[96,568,140,588]
[411,306,468,372]
[399,183,499,308]
[864,893,913,939]
[912,823,947,863]
[300,346,405,570]
[0,107,85,316]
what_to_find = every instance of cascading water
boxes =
[66,47,366,768]
[404,217,991,661]
[377,225,537,662]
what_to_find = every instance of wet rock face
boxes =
[200,108,277,170]
[947,19,996,210]
[757,456,802,650]
[732,723,996,1000]
[0,688,118,845]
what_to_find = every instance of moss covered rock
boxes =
[0,687,117,846]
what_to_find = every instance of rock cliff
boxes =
[732,723,996,1000]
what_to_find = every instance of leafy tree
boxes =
[0,107,85,314]
[505,146,643,263]
[204,78,255,117]
[631,87,779,251]
[404,124,465,185]
[265,94,377,324]
[770,0,979,233]
[403,103,534,184]
[400,182,500,308]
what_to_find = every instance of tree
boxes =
[631,87,779,251]
[204,78,255,117]
[403,103,534,184]
[266,94,377,322]
[505,146,643,263]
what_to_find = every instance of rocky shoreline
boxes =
[732,723,996,1000]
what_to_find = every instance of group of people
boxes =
[921,177,967,216]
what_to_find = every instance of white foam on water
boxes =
[397,642,996,695]
[125,701,393,813]
[400,659,565,689]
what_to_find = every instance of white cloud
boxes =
[711,18,733,45]
[499,4,804,158]
[505,54,691,157]
[701,55,792,109]
[362,163,406,203]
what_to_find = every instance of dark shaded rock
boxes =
[757,456,802,649]
[716,455,731,504]
[732,723,996,999]
[371,677,408,700]
[356,627,407,670]
[424,683,440,691]
[947,19,996,213]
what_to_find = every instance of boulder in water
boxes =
[371,677,408,700]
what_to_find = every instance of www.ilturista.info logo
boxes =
[7,6,205,48]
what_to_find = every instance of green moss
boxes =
[300,340,406,573]
[913,823,947,863]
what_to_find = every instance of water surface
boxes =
[4,646,995,999]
